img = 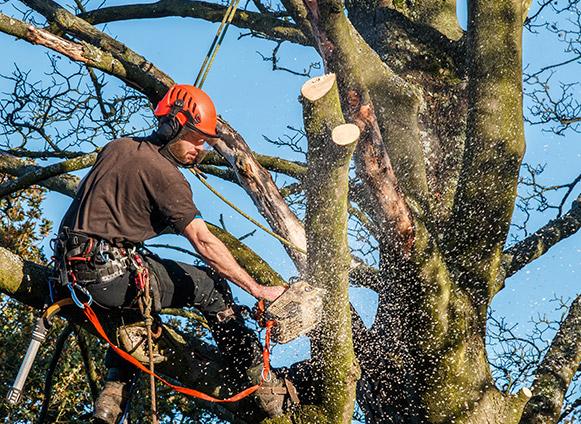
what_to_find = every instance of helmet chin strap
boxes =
[159,125,209,168]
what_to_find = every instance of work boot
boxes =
[249,366,300,417]
[92,369,133,424]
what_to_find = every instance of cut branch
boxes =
[501,194,581,282]
[303,73,360,423]
[77,0,310,46]
[300,1,421,249]
[520,296,581,424]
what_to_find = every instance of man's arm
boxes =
[182,218,286,302]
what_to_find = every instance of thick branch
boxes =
[303,73,360,423]
[77,0,310,46]
[346,0,463,41]
[520,296,581,424]
[502,194,581,280]
[448,0,530,286]
[214,119,308,273]
[0,13,133,85]
[0,153,80,197]
[0,153,97,198]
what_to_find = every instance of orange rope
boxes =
[82,303,273,403]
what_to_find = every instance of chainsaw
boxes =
[258,281,326,344]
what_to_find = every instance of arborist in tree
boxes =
[52,84,299,423]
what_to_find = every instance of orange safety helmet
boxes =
[154,84,218,137]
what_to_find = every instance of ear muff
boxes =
[156,117,182,144]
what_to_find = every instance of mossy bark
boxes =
[302,74,360,423]
[448,0,528,290]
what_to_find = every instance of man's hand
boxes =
[257,285,287,302]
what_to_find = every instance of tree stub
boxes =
[301,73,337,102]
[332,124,360,146]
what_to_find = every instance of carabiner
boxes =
[67,283,93,309]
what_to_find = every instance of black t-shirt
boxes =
[60,136,201,246]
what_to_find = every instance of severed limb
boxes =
[299,0,422,250]
[302,73,360,423]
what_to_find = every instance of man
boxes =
[55,85,294,423]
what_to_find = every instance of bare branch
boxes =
[0,153,97,198]
[77,0,310,46]
[19,0,173,100]
[520,296,581,424]
[502,194,581,281]
[0,13,129,83]
[0,153,80,197]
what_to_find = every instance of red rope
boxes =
[82,303,274,403]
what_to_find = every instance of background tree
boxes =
[0,0,579,423]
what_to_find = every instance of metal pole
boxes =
[6,316,49,405]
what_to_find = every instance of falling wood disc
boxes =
[332,123,360,146]
[301,74,337,102]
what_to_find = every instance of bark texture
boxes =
[0,0,579,423]
[302,74,360,422]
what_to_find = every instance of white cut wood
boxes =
[301,73,337,101]
[332,124,360,146]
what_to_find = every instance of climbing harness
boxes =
[81,301,275,403]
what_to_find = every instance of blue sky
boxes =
[0,0,579,394]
